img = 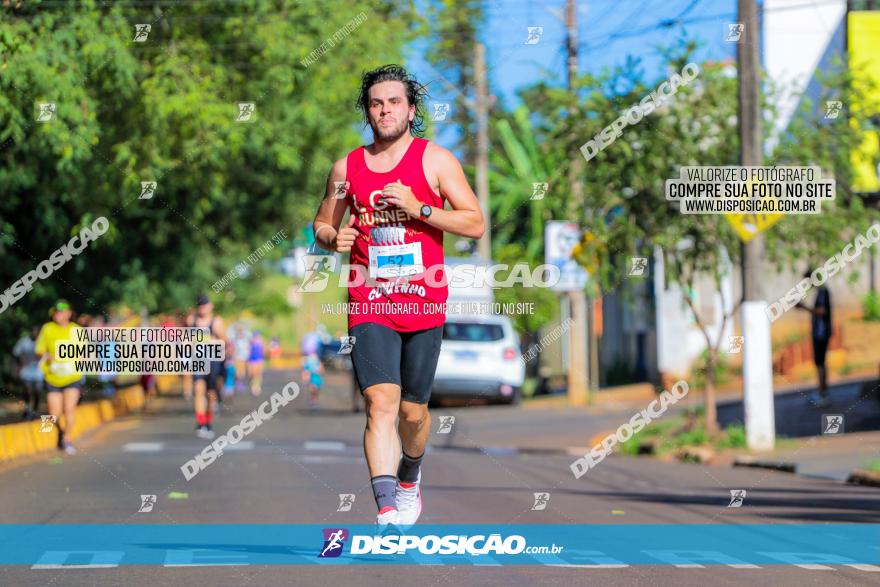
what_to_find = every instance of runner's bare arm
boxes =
[213,317,228,344]
[422,143,486,239]
[312,158,352,252]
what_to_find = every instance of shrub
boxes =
[862,292,880,322]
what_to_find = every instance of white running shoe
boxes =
[196,426,215,439]
[376,508,400,530]
[396,471,422,527]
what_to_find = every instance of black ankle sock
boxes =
[371,475,398,511]
[397,451,424,483]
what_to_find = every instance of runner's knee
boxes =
[364,385,398,424]
[399,402,428,425]
[366,405,396,428]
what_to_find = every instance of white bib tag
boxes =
[50,360,75,376]
[368,225,423,278]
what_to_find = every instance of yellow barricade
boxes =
[0,385,146,462]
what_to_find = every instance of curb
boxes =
[524,383,657,409]
[732,457,798,474]
[846,469,880,488]
[0,386,145,462]
[435,444,880,488]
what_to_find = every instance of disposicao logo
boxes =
[319,528,349,558]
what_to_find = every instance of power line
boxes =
[581,0,850,51]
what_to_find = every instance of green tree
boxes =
[488,105,567,261]
[0,0,417,358]
[503,41,878,435]
[422,0,485,162]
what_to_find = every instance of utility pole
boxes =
[565,0,591,404]
[738,0,775,450]
[565,0,578,88]
[474,42,491,260]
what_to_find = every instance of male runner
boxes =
[190,294,228,438]
[312,64,484,527]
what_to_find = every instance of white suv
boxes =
[432,314,525,405]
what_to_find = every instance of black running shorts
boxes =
[349,322,443,404]
[46,377,84,394]
[194,360,225,391]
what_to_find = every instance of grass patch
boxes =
[864,461,880,472]
[618,415,686,455]
[619,413,748,457]
[862,292,880,322]
[522,377,538,398]
[714,424,746,450]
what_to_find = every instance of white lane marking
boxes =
[225,441,255,451]
[546,564,876,571]
[845,564,880,572]
[299,455,363,464]
[304,441,345,451]
[547,564,630,568]
[123,442,163,452]
[32,564,119,569]
[28,562,880,571]
[671,564,759,569]
[164,564,248,567]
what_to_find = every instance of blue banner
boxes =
[1,524,877,566]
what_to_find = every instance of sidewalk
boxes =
[525,371,880,408]
[476,378,880,486]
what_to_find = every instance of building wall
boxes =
[654,245,735,379]
[764,0,847,153]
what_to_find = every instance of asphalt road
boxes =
[1,368,878,586]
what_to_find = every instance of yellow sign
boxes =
[849,12,880,194]
[723,178,785,242]
[724,211,785,242]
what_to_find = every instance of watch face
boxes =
[421,205,431,217]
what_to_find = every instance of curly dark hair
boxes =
[356,64,428,137]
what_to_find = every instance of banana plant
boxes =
[488,106,567,262]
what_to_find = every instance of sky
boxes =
[402,0,741,144]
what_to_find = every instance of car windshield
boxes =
[443,322,504,342]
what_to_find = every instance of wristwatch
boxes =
[419,204,433,219]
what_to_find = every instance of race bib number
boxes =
[50,360,75,376]
[369,242,423,278]
[369,226,424,278]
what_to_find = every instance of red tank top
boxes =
[345,138,448,332]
